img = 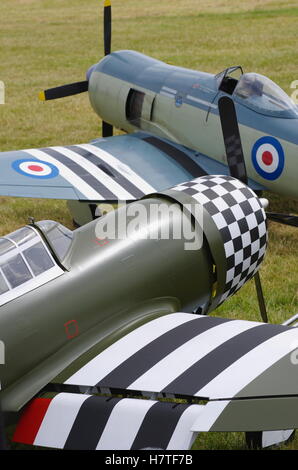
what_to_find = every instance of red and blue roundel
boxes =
[12,159,59,179]
[251,136,284,181]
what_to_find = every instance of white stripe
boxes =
[34,393,90,448]
[79,143,155,194]
[96,398,156,450]
[162,86,177,94]
[186,95,217,109]
[65,313,200,386]
[166,405,204,450]
[196,328,298,399]
[262,430,294,448]
[160,91,175,98]
[24,149,101,200]
[52,146,133,200]
[191,401,230,432]
[129,320,260,392]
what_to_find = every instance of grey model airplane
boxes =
[0,1,297,228]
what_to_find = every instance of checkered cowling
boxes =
[172,175,267,304]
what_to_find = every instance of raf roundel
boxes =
[251,136,284,181]
[12,159,59,179]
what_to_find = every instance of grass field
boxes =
[1,0,298,450]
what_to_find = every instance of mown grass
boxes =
[0,0,298,450]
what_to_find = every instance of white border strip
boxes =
[162,86,177,94]
[160,91,175,98]
[186,95,217,109]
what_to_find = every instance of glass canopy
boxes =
[234,73,298,118]
[0,225,64,305]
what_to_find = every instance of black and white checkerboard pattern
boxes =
[172,175,267,304]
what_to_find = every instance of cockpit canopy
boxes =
[36,220,73,262]
[0,224,64,306]
[234,73,298,118]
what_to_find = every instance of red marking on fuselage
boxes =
[64,320,79,339]
[94,237,110,247]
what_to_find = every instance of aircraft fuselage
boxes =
[0,197,213,411]
[88,50,298,198]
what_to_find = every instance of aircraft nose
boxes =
[86,64,96,81]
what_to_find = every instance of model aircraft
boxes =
[0,1,297,228]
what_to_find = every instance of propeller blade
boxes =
[102,121,113,138]
[267,212,298,228]
[218,96,247,184]
[39,81,88,101]
[104,0,112,56]
[218,95,268,323]
[102,1,113,137]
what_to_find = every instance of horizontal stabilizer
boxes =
[13,393,203,450]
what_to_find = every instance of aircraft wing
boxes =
[0,132,264,202]
[13,312,298,450]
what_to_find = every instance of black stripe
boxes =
[41,147,117,200]
[143,136,206,178]
[162,323,291,396]
[64,396,121,450]
[68,145,145,199]
[131,402,191,450]
[97,316,231,389]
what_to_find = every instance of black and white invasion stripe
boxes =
[64,313,295,401]
[32,393,202,450]
[24,144,155,201]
